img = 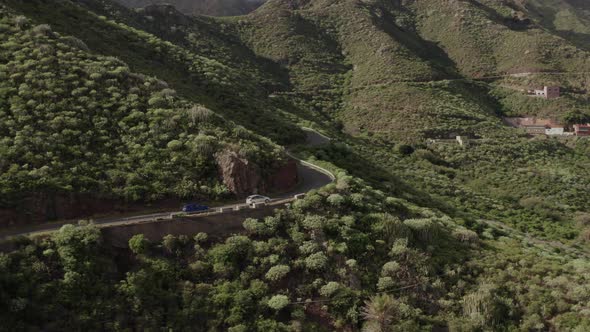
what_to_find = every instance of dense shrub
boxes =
[267,295,289,311]
[265,265,290,281]
[0,10,284,209]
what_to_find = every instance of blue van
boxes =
[182,203,209,213]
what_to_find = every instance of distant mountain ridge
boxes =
[115,0,267,16]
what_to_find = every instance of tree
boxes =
[167,140,183,151]
[564,110,590,125]
[361,294,399,332]
[327,193,345,207]
[208,236,253,276]
[404,218,439,243]
[32,24,52,37]
[267,295,290,311]
[187,104,213,125]
[162,234,179,254]
[13,16,28,30]
[194,232,208,244]
[53,222,101,272]
[379,214,411,245]
[462,283,509,329]
[320,282,341,297]
[265,265,290,281]
[302,215,326,230]
[243,218,269,236]
[129,234,150,255]
[304,252,328,271]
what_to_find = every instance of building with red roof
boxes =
[573,124,590,136]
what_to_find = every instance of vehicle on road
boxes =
[182,203,209,213]
[246,195,271,205]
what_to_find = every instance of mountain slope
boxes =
[115,0,266,16]
[230,0,590,138]
[1,0,590,331]
[413,0,590,76]
[0,3,291,225]
[3,0,306,145]
[523,0,590,50]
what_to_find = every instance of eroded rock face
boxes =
[215,149,298,196]
[215,149,262,196]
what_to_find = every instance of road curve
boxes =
[0,129,334,239]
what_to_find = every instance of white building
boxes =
[533,86,560,99]
[545,127,565,135]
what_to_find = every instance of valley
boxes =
[1,0,590,330]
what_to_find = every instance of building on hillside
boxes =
[573,124,590,136]
[545,127,565,135]
[532,86,560,99]
[504,117,565,135]
[526,125,549,135]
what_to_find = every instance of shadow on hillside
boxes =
[8,0,306,145]
[467,0,533,31]
[291,15,351,77]
[78,0,293,92]
[362,3,460,79]
[524,1,590,51]
[292,138,460,218]
[553,30,590,51]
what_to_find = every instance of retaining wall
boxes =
[102,202,288,248]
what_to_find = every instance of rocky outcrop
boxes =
[215,149,298,197]
[215,150,263,196]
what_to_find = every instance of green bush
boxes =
[267,295,290,311]
[265,265,290,281]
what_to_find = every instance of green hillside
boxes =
[230,0,590,136]
[0,3,288,223]
[524,0,590,50]
[116,0,266,16]
[3,0,304,144]
[1,0,590,330]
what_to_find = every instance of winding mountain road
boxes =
[0,128,333,240]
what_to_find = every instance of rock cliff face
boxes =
[215,149,298,197]
[215,150,262,196]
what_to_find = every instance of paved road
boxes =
[0,129,334,239]
[302,127,331,146]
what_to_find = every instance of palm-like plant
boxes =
[361,294,398,332]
